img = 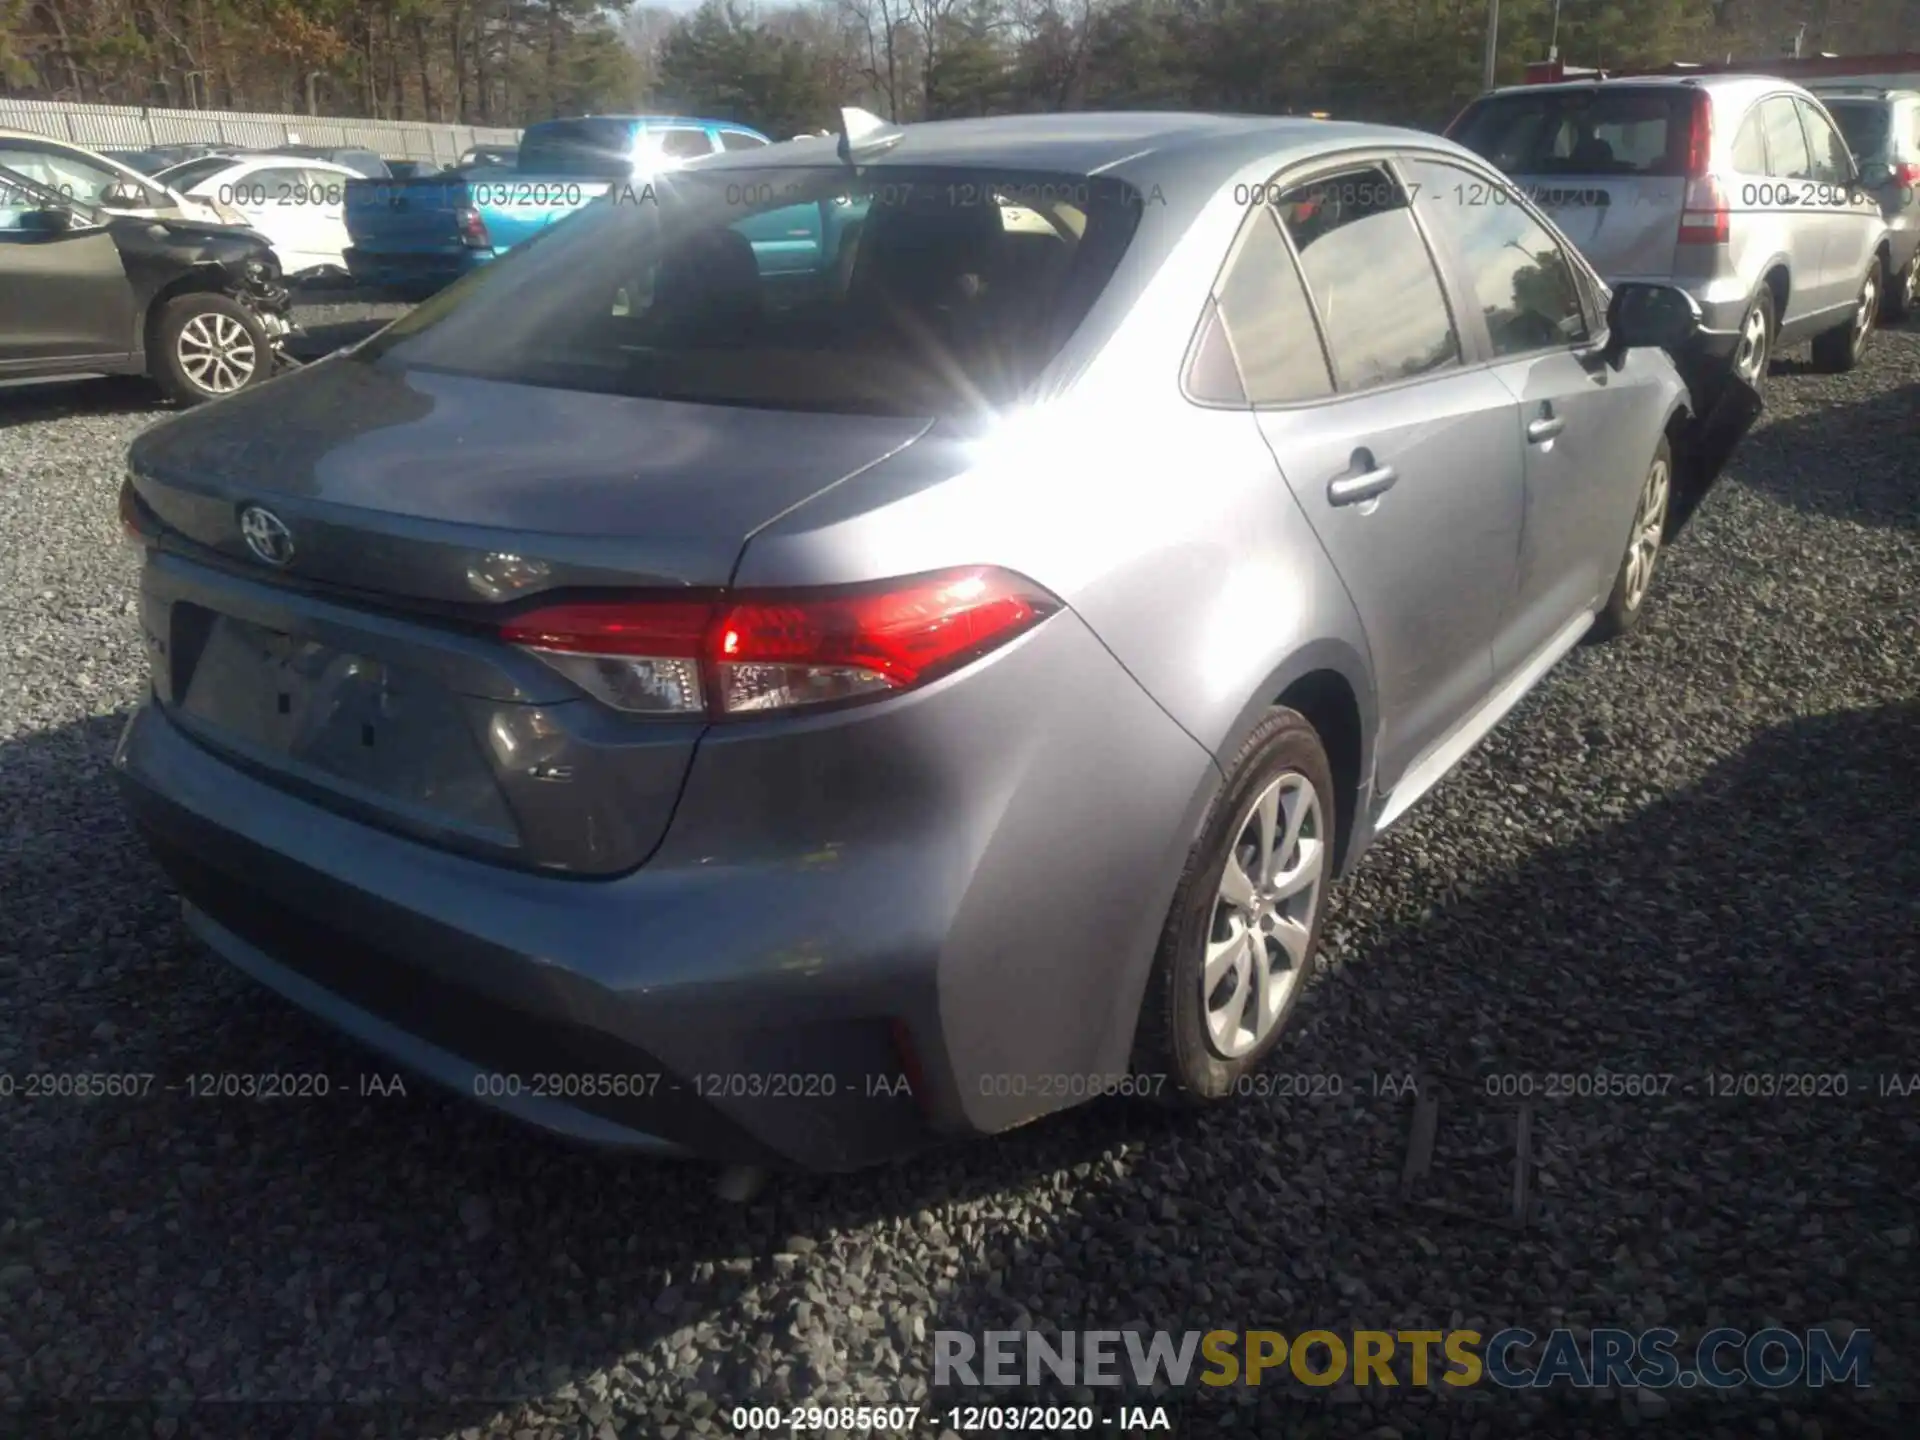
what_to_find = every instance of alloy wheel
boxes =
[177,312,257,394]
[1853,269,1879,355]
[1732,302,1770,383]
[1202,771,1325,1059]
[1622,452,1670,614]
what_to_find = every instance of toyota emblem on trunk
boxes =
[239,505,294,566]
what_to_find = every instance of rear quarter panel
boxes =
[735,151,1379,843]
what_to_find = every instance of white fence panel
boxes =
[0,98,520,166]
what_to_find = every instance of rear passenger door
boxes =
[1799,98,1879,304]
[1404,157,1645,678]
[1245,162,1522,796]
[1756,95,1833,323]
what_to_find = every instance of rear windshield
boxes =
[354,165,1144,418]
[1822,101,1889,159]
[1450,87,1695,176]
[517,119,642,178]
[153,156,234,190]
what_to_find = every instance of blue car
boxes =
[343,114,777,296]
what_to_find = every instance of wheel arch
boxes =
[137,265,243,356]
[1203,638,1377,880]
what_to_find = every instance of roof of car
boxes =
[1485,73,1811,100]
[689,111,1455,208]
[536,114,763,131]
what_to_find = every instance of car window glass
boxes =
[719,131,769,151]
[1203,206,1331,404]
[236,167,308,205]
[1449,87,1691,176]
[156,156,236,191]
[1273,166,1459,390]
[1731,111,1768,174]
[1798,103,1854,183]
[301,168,346,200]
[357,165,1143,417]
[1823,101,1888,160]
[1404,159,1588,357]
[0,141,130,206]
[1760,97,1813,179]
[657,129,715,159]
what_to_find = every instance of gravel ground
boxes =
[1,307,1916,1440]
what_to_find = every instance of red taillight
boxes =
[1683,88,1713,178]
[1678,176,1730,246]
[119,476,149,550]
[500,567,1060,718]
[456,206,491,249]
[1895,162,1920,188]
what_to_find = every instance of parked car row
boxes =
[1445,73,1917,401]
[0,128,480,282]
[341,114,771,295]
[108,106,1779,1175]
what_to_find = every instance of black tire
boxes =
[1883,250,1917,324]
[1588,436,1673,644]
[1810,261,1880,373]
[1730,285,1775,394]
[149,291,273,405]
[1132,708,1335,1103]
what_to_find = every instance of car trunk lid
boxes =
[126,358,931,874]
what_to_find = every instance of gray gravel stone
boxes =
[1,314,1915,1439]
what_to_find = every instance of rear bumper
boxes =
[342,246,492,292]
[115,607,1217,1172]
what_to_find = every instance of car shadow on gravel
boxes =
[5,702,1915,1436]
[916,700,1919,1437]
[1733,378,1920,530]
[0,375,169,430]
[0,709,1167,1436]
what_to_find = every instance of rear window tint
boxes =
[354,166,1144,418]
[1450,88,1693,176]
[1824,102,1890,159]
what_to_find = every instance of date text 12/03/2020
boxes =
[726,1404,1178,1435]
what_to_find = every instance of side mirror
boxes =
[17,205,75,234]
[1602,282,1702,367]
[1858,160,1894,189]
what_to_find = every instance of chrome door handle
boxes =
[1527,415,1566,443]
[1328,464,1399,506]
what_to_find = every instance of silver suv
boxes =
[1449,75,1890,392]
[1811,85,1920,320]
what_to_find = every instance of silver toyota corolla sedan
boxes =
[115,112,1757,1171]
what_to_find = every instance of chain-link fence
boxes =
[0,98,520,166]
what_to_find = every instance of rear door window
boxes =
[1404,159,1588,358]
[719,131,769,151]
[1449,87,1693,176]
[1272,165,1460,390]
[1197,205,1332,405]
[656,129,715,160]
[1800,102,1858,180]
[1760,97,1813,179]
